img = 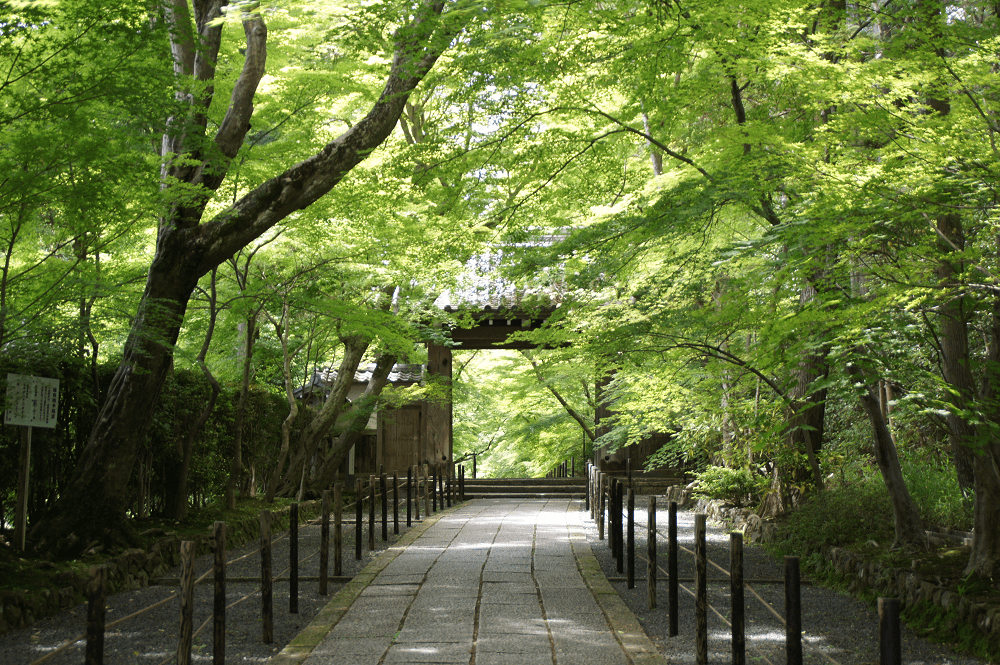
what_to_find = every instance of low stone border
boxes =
[266,503,454,664]
[663,489,1000,642]
[0,500,321,635]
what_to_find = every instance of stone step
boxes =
[461,477,587,499]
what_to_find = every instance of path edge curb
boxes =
[267,502,463,664]
[568,502,669,665]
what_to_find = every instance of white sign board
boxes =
[5,373,60,428]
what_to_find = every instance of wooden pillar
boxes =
[424,342,453,469]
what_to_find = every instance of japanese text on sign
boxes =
[5,373,60,428]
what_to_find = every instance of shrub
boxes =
[772,465,895,554]
[691,466,765,508]
[899,450,973,531]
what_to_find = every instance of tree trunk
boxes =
[30,0,456,554]
[276,335,370,497]
[847,360,926,550]
[265,299,299,502]
[229,312,256,509]
[304,352,399,494]
[935,213,1000,576]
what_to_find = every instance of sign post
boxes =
[5,373,60,550]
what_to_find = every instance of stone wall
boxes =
[660,487,1000,642]
[0,499,320,635]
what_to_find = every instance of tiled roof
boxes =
[294,363,423,399]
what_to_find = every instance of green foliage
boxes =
[771,462,896,555]
[901,602,1000,662]
[691,466,767,508]
[898,449,973,531]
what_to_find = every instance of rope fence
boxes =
[32,460,469,665]
[586,462,903,665]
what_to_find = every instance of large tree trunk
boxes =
[935,213,1000,577]
[31,0,456,555]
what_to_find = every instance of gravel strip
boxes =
[1,504,427,664]
[583,496,985,665]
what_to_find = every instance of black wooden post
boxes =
[431,468,437,512]
[85,565,108,665]
[320,490,330,594]
[608,477,618,557]
[695,514,707,665]
[731,532,745,665]
[598,472,605,541]
[472,452,477,479]
[355,477,363,560]
[289,503,298,614]
[668,500,678,637]
[369,476,376,551]
[407,466,413,527]
[879,598,901,665]
[648,496,656,610]
[615,481,625,573]
[178,541,195,665]
[627,488,635,589]
[334,483,343,577]
[785,556,802,665]
[213,522,226,665]
[393,470,399,535]
[260,511,273,643]
[380,473,388,541]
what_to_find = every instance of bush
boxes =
[772,463,895,554]
[691,466,765,508]
[899,450,973,531]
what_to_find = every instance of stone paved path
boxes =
[275,498,665,665]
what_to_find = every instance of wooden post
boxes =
[290,502,299,613]
[879,597,901,665]
[320,490,330,595]
[439,467,445,509]
[731,532,745,665]
[355,477,363,560]
[648,496,656,610]
[260,511,273,643]
[423,464,429,518]
[627,488,635,589]
[177,540,196,665]
[213,522,226,665]
[85,565,108,665]
[472,452,477,479]
[380,472,388,541]
[669,501,678,637]
[460,464,465,501]
[368,476,376,551]
[608,477,617,555]
[407,466,413,527]
[695,514,707,665]
[571,456,575,477]
[446,471,452,508]
[393,470,399,535]
[334,483,343,577]
[14,425,31,551]
[785,556,802,665]
[615,482,625,573]
[586,464,592,515]
[597,473,605,541]
[431,468,438,512]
